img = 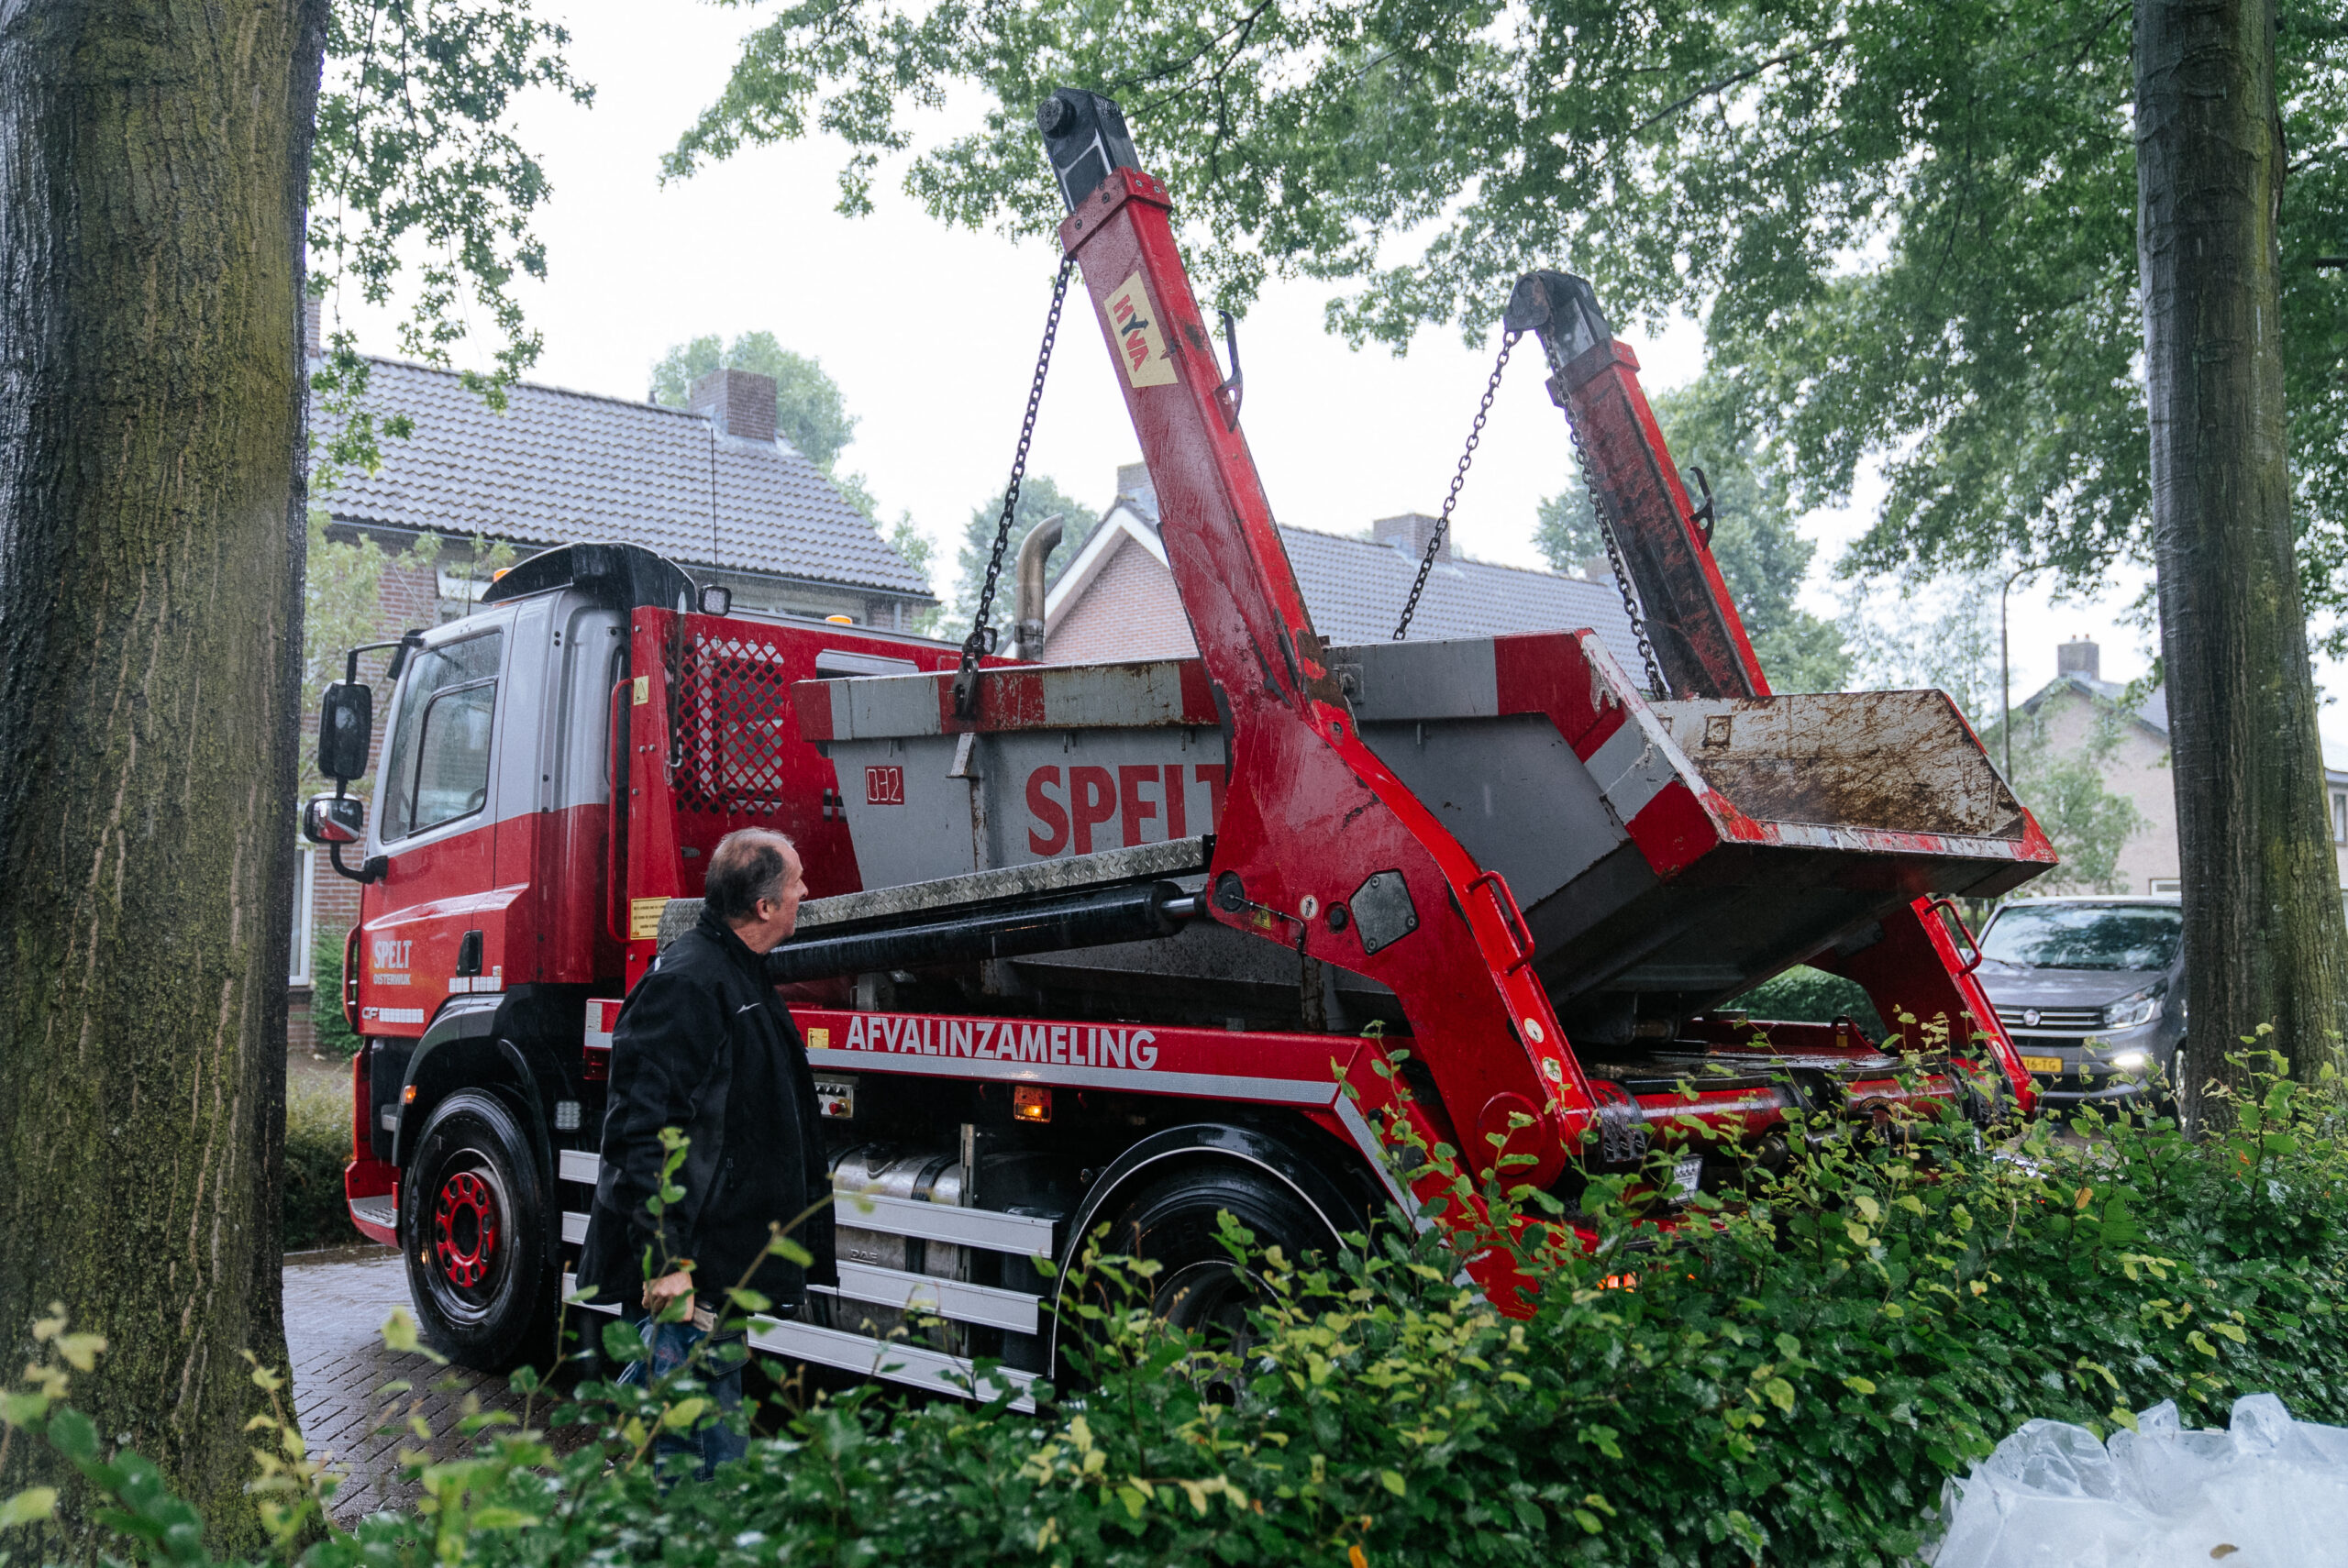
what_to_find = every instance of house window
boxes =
[2147,878,2181,895]
[2332,790,2346,844]
[288,846,316,986]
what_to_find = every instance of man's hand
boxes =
[644,1269,694,1320]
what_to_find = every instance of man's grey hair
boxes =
[705,829,796,922]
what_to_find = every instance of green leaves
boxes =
[380,1306,421,1353]
[13,1059,2348,1568]
[0,1487,56,1528]
[310,0,593,444]
[603,1320,650,1364]
[47,1407,98,1461]
[664,0,2348,644]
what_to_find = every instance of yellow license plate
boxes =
[2021,1055,2065,1075]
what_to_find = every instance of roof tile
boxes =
[314,358,931,598]
[1278,524,1646,669]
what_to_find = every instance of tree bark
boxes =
[0,0,327,1549]
[2136,0,2348,1121]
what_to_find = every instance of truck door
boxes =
[526,594,626,985]
[360,615,513,1029]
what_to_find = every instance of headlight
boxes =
[2110,1049,2149,1071]
[2103,989,2162,1030]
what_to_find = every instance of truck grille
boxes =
[1995,1005,2105,1032]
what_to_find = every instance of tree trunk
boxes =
[2136,0,2348,1122]
[0,0,327,1550]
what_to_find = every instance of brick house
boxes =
[1042,463,1645,667]
[290,343,934,1051]
[2010,636,2348,897]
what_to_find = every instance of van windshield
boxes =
[381,632,504,841]
[1980,904,2182,972]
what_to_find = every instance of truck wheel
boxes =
[1097,1163,1341,1353]
[402,1090,555,1372]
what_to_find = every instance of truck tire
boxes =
[402,1090,555,1372]
[1098,1162,1341,1350]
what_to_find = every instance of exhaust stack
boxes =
[1012,513,1064,660]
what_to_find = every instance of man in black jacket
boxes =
[576,827,836,1478]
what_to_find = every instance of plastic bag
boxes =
[1929,1394,2348,1566]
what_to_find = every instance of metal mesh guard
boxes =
[673,628,799,816]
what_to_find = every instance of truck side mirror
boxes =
[318,681,373,781]
[303,793,366,845]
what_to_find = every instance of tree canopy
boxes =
[309,0,590,477]
[664,0,2348,643]
[650,331,861,470]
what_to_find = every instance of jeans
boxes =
[619,1317,747,1482]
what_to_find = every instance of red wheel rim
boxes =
[432,1169,500,1288]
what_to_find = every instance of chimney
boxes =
[1373,512,1450,561]
[1115,460,1158,524]
[688,368,778,444]
[303,295,323,361]
[2056,636,2100,681]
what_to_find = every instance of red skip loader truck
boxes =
[302,87,2053,1399]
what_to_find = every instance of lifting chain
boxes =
[1394,330,1521,641]
[1536,334,1666,695]
[956,255,1079,719]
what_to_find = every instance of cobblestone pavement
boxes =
[282,1245,582,1525]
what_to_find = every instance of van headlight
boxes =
[2110,1049,2150,1071]
[2103,988,2162,1031]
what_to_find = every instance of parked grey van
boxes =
[1974,897,2186,1108]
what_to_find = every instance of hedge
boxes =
[309,929,363,1061]
[9,1043,2348,1566]
[284,1076,360,1253]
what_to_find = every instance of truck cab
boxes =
[306,543,976,1369]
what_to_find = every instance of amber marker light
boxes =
[1013,1085,1052,1123]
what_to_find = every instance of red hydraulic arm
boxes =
[1035,89,1595,1191]
[1504,272,2034,1111]
[1502,271,1768,701]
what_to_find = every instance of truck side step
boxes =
[559,1272,1037,1409]
[748,1316,1036,1408]
[817,1261,1042,1334]
[559,1154,1057,1260]
[834,1190,1055,1256]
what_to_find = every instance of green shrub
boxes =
[1734,963,1886,1035]
[309,927,362,1059]
[11,1046,2348,1566]
[283,1076,359,1253]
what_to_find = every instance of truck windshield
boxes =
[381,632,504,841]
[1980,904,2182,971]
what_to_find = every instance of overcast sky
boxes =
[324,0,2348,758]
